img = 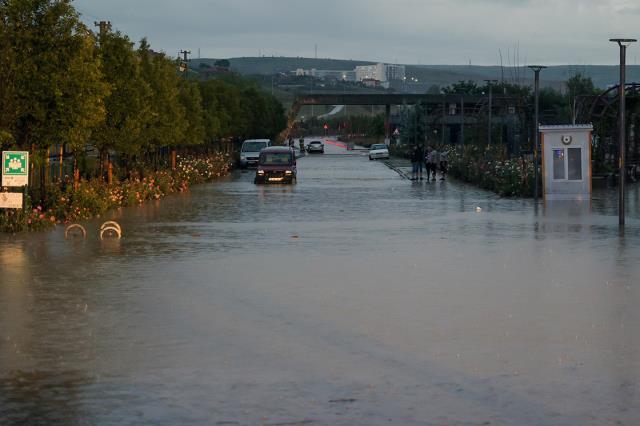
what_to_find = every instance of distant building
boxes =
[294,68,356,81]
[361,78,381,88]
[355,63,405,83]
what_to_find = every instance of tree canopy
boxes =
[0,0,287,161]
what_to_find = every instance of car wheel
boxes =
[369,156,373,161]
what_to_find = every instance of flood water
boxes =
[1,142,639,425]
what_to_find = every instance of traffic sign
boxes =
[2,151,29,187]
[0,192,23,209]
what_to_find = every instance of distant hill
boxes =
[192,57,640,90]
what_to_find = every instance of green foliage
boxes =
[178,80,205,146]
[0,0,288,233]
[199,77,286,141]
[447,145,535,197]
[1,0,108,152]
[214,59,230,68]
[400,103,428,146]
[138,39,187,152]
[94,30,151,157]
[442,80,483,95]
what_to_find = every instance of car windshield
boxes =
[242,142,267,152]
[310,141,322,145]
[260,152,291,165]
[371,144,387,150]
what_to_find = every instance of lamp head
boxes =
[528,65,547,73]
[610,38,637,46]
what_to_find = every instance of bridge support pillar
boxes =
[385,104,391,144]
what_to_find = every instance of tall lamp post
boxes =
[528,65,547,202]
[610,38,636,227]
[484,79,498,147]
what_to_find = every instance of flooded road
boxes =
[1,142,639,425]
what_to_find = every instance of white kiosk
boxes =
[540,124,593,201]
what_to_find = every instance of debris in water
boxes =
[476,207,482,213]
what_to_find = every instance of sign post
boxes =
[0,192,23,209]
[2,151,29,187]
[1,151,29,210]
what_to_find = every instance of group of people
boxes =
[410,145,448,181]
[288,137,305,152]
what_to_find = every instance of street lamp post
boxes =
[528,65,547,202]
[610,38,636,227]
[460,95,465,146]
[484,79,498,147]
[442,93,446,146]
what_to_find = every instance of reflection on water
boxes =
[1,150,639,424]
[0,370,92,425]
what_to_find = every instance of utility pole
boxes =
[484,79,498,147]
[94,20,112,40]
[460,95,465,146]
[528,65,547,203]
[442,93,446,146]
[179,50,191,78]
[610,38,636,227]
[175,49,191,170]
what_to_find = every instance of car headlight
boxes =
[285,170,292,174]
[258,170,265,175]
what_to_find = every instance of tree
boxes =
[400,103,428,146]
[138,38,187,154]
[214,59,230,69]
[566,73,598,123]
[1,0,108,187]
[0,15,16,148]
[426,84,441,95]
[178,80,205,146]
[93,30,152,164]
[443,80,482,95]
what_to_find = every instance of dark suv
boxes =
[254,147,297,184]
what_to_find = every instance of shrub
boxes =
[1,153,232,233]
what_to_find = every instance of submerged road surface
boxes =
[1,141,639,425]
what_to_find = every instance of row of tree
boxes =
[442,74,600,124]
[0,0,286,179]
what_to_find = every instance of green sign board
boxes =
[2,151,29,187]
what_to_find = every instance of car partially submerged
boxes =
[369,143,390,160]
[254,147,297,184]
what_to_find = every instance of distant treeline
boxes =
[0,0,287,175]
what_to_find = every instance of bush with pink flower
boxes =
[1,153,232,232]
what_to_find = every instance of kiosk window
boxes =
[553,149,565,180]
[567,148,582,180]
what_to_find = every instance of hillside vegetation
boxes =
[194,56,640,90]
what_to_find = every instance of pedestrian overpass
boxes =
[285,92,527,147]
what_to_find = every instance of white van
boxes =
[239,139,271,168]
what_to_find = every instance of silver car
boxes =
[369,143,389,160]
[306,140,324,154]
[239,139,271,168]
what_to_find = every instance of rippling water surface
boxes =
[1,144,639,425]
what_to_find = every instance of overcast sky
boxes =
[76,0,640,65]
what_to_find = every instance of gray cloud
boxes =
[74,0,640,65]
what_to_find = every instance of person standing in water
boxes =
[410,145,424,181]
